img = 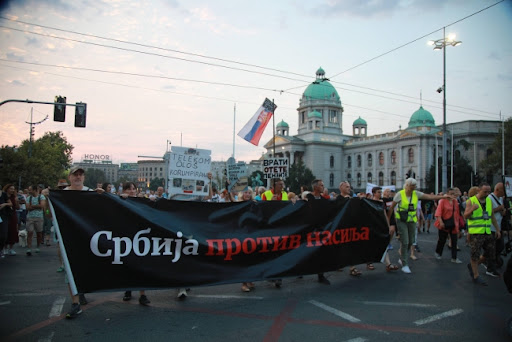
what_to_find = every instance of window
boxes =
[391,151,396,165]
[329,110,337,123]
[408,148,414,163]
[347,156,352,168]
[391,171,396,185]
[378,172,384,186]
[330,156,334,168]
[329,173,334,187]
[367,154,372,167]
[347,173,352,182]
[301,111,305,124]
[357,155,361,167]
[357,173,361,186]
[379,152,384,166]
[367,172,372,183]
[315,120,320,129]
[308,121,312,129]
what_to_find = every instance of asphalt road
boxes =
[1,230,511,342]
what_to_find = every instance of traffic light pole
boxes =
[0,99,82,108]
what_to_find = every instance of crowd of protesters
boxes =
[1,171,511,319]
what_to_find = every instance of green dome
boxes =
[276,119,289,128]
[308,110,322,118]
[408,106,436,128]
[353,116,367,126]
[303,68,340,101]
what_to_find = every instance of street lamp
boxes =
[428,27,461,192]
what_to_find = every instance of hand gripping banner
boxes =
[49,192,389,294]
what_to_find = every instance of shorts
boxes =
[26,217,44,233]
[425,213,432,220]
[469,234,494,261]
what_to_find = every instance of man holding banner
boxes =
[262,179,288,201]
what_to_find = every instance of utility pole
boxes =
[25,107,48,158]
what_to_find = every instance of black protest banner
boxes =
[49,191,389,294]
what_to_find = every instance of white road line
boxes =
[192,295,264,300]
[345,338,368,342]
[309,300,361,323]
[361,301,436,308]
[49,297,66,318]
[414,308,464,325]
[0,301,11,306]
[38,331,55,342]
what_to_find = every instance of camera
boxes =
[437,86,443,93]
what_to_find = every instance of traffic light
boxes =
[74,102,87,128]
[54,96,66,122]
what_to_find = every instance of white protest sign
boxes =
[366,183,396,195]
[226,157,248,192]
[505,176,512,198]
[168,146,211,196]
[263,158,289,179]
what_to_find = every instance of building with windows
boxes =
[137,159,166,189]
[72,159,119,184]
[264,68,499,192]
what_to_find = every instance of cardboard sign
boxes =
[263,158,289,179]
[168,146,211,196]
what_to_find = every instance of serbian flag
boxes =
[237,98,276,146]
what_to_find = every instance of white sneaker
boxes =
[401,265,412,274]
[177,288,188,299]
[8,249,16,256]
[435,253,442,260]
[451,258,462,264]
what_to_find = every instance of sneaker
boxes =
[123,291,132,301]
[435,253,442,260]
[473,276,488,286]
[26,249,32,256]
[318,274,331,285]
[35,248,40,253]
[78,294,88,305]
[467,264,474,279]
[0,252,5,259]
[8,249,16,256]
[401,265,412,274]
[482,263,488,270]
[66,303,82,319]
[177,288,187,300]
[139,295,150,306]
[387,244,393,250]
[451,258,462,264]
[485,270,500,278]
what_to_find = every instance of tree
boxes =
[0,131,73,189]
[480,117,512,177]
[284,159,315,194]
[149,177,166,191]
[83,168,107,189]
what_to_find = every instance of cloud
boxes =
[300,0,403,19]
[488,51,501,61]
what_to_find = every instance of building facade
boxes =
[264,68,500,192]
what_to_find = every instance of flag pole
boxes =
[272,98,276,189]
[233,103,236,158]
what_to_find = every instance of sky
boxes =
[0,0,511,165]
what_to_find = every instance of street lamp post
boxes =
[428,27,461,192]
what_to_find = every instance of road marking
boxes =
[309,300,361,323]
[345,338,368,342]
[361,301,436,308]
[49,297,66,318]
[414,308,464,325]
[37,331,54,342]
[0,301,11,306]
[193,295,264,300]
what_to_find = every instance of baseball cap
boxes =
[70,166,85,174]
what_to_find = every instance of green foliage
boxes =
[480,118,512,176]
[149,177,166,191]
[284,159,315,194]
[83,168,107,189]
[425,152,473,193]
[0,131,73,189]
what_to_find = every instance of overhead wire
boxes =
[0,14,500,117]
